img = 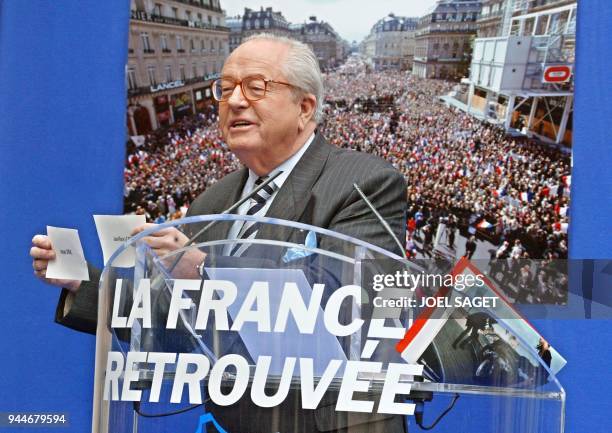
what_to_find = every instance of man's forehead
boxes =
[221,41,288,79]
[222,56,281,78]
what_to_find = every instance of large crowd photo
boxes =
[124,55,571,304]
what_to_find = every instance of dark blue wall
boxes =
[0,1,610,432]
[0,2,128,432]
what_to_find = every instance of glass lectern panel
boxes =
[93,215,565,433]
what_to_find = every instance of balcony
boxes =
[127,75,218,98]
[172,0,223,13]
[127,85,152,97]
[143,49,155,54]
[478,9,504,21]
[162,48,172,53]
[177,49,186,53]
[131,10,229,32]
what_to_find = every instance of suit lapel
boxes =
[258,133,332,242]
[206,167,249,242]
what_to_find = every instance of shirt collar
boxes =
[246,132,316,190]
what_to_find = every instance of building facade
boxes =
[363,14,419,71]
[226,15,243,53]
[412,0,482,80]
[240,7,292,40]
[126,0,229,135]
[477,0,506,37]
[291,16,346,70]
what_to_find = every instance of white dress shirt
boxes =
[223,133,316,254]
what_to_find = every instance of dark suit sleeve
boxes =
[325,166,407,256]
[55,263,101,334]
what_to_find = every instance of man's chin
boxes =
[226,138,259,155]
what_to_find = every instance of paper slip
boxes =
[93,214,146,268]
[45,226,89,281]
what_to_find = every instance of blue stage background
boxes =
[1,1,610,432]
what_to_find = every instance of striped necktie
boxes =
[230,175,279,256]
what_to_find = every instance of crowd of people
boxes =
[124,111,240,223]
[124,63,570,259]
[321,70,570,260]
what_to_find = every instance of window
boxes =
[140,32,151,51]
[165,65,172,81]
[176,36,183,51]
[185,11,192,21]
[197,13,203,22]
[126,67,138,90]
[147,66,156,86]
[192,63,198,78]
[218,40,222,52]
[201,39,206,52]
[171,7,178,19]
[160,34,168,50]
[264,18,269,28]
[179,64,186,80]
[153,3,162,15]
[190,38,195,51]
[210,40,215,52]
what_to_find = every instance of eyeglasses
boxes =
[211,75,294,102]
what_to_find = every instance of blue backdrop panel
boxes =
[0,1,610,433]
[0,1,128,432]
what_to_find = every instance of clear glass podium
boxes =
[92,215,565,433]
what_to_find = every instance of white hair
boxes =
[242,33,325,123]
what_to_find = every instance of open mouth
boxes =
[230,120,255,129]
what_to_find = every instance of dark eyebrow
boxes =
[220,73,267,81]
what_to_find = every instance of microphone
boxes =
[167,170,283,273]
[141,171,283,354]
[182,170,283,249]
[352,183,407,259]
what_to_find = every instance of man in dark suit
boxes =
[31,34,407,432]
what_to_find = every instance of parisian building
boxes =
[126,0,229,135]
[241,7,292,40]
[226,15,243,52]
[445,0,576,144]
[291,16,347,70]
[412,0,482,80]
[227,8,347,71]
[361,14,419,71]
[477,0,506,37]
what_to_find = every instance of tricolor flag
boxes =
[520,192,530,202]
[493,186,506,197]
[477,219,493,229]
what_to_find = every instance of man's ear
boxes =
[297,93,317,130]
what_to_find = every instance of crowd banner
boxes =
[93,215,565,433]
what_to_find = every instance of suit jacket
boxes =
[55,133,408,432]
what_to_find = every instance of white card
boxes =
[93,214,146,268]
[45,226,89,281]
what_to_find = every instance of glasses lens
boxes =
[213,79,237,101]
[243,77,266,101]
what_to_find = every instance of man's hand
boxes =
[30,235,81,292]
[131,223,205,278]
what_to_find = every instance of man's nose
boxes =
[227,83,249,108]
